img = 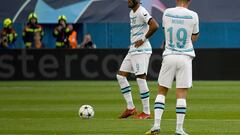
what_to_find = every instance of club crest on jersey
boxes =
[131,17,137,24]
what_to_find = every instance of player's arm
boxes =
[134,8,159,48]
[135,18,159,48]
[145,18,159,39]
[192,13,199,42]
[161,11,166,49]
[191,33,199,42]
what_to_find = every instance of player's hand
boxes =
[57,26,63,31]
[134,40,144,48]
[67,25,73,31]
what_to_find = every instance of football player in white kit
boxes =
[145,0,199,134]
[116,0,159,119]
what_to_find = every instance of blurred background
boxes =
[0,0,240,80]
[1,1,240,134]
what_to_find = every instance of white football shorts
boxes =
[119,53,151,76]
[158,55,193,89]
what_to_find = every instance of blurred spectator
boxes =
[68,30,78,49]
[22,13,44,48]
[80,33,96,49]
[0,18,17,49]
[53,15,73,48]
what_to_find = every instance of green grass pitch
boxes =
[0,81,240,135]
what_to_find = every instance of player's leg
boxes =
[145,55,176,135]
[152,85,168,129]
[175,89,188,135]
[145,85,168,135]
[153,55,176,130]
[132,54,151,119]
[117,54,136,118]
[134,73,151,119]
[175,55,192,135]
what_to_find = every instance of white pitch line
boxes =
[13,0,32,23]
[94,118,240,122]
[1,118,240,122]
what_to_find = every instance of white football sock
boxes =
[137,78,150,114]
[116,74,135,110]
[153,94,165,129]
[176,99,187,132]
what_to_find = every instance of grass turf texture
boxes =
[0,81,240,135]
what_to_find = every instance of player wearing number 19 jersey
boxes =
[145,0,199,135]
[162,2,199,58]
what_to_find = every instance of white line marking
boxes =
[1,118,240,122]
[74,1,93,23]
[13,0,32,23]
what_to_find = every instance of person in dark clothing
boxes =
[53,15,73,48]
[0,18,17,49]
[22,13,44,48]
[80,33,96,49]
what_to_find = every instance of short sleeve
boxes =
[162,10,166,29]
[141,7,152,24]
[193,13,199,34]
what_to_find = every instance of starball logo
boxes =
[152,0,167,12]
[142,0,167,14]
[10,0,168,23]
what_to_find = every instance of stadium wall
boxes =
[0,49,240,80]
[1,22,240,49]
[84,22,240,48]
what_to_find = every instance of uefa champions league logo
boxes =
[11,0,168,23]
[142,0,167,13]
[152,0,167,12]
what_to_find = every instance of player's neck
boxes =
[132,4,140,12]
[177,2,189,8]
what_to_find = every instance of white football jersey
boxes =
[162,7,199,57]
[128,6,152,55]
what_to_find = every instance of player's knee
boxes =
[116,74,123,80]
[176,88,188,99]
[136,73,147,79]
[117,71,128,77]
[157,84,169,95]
[116,73,126,81]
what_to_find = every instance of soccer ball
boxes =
[79,105,94,119]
